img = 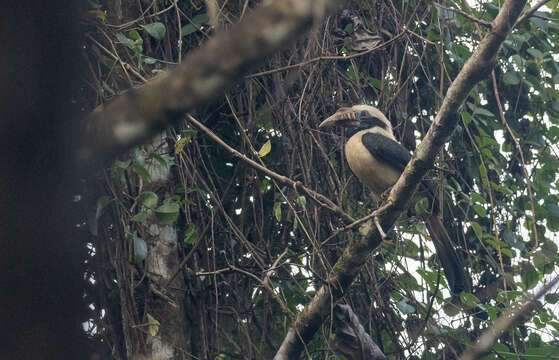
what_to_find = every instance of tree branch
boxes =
[434,3,492,28]
[273,0,527,357]
[186,114,354,222]
[79,0,337,170]
[515,0,553,25]
[459,274,559,360]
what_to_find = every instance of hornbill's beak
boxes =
[319,107,367,129]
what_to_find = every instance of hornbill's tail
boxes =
[424,214,470,295]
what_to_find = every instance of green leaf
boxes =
[503,228,515,244]
[95,195,111,221]
[192,13,209,25]
[184,223,199,244]
[131,211,148,223]
[417,269,438,287]
[545,293,559,304]
[102,81,116,95]
[503,71,521,85]
[181,24,198,37]
[471,221,483,242]
[146,313,160,336]
[133,162,152,182]
[117,30,142,53]
[273,202,282,222]
[367,77,382,90]
[143,57,157,64]
[473,107,495,117]
[149,152,173,168]
[473,204,487,217]
[396,300,415,314]
[545,203,559,217]
[111,160,130,179]
[493,343,510,354]
[530,15,551,30]
[88,195,112,236]
[134,234,147,263]
[398,273,420,291]
[296,196,307,208]
[260,178,271,192]
[257,140,271,157]
[461,111,472,124]
[511,54,523,66]
[181,13,209,37]
[443,302,460,316]
[549,126,559,142]
[491,182,513,195]
[415,197,429,214]
[154,202,180,224]
[470,192,486,204]
[541,241,558,256]
[460,292,480,308]
[527,47,544,59]
[141,22,166,40]
[520,262,539,290]
[116,32,135,48]
[343,23,353,33]
[182,129,198,138]
[525,346,555,357]
[533,251,549,269]
[175,137,188,155]
[501,248,513,258]
[175,131,197,154]
[140,191,158,209]
[128,29,141,41]
[479,163,489,186]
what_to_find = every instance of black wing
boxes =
[361,133,411,172]
[363,133,441,213]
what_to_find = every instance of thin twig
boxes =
[186,114,354,223]
[86,34,148,83]
[404,27,437,44]
[174,0,182,63]
[245,33,405,79]
[229,264,294,317]
[491,71,538,247]
[205,0,219,27]
[462,0,509,292]
[434,3,492,28]
[262,249,289,288]
[105,2,175,29]
[374,216,388,240]
[515,0,553,25]
[321,201,395,246]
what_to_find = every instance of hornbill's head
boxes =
[319,105,394,138]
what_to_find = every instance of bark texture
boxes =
[81,0,337,170]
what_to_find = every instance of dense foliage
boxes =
[84,0,559,358]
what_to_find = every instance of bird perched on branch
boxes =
[319,104,469,294]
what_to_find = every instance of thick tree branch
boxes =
[274,0,527,358]
[459,274,559,360]
[80,0,336,169]
[331,304,386,360]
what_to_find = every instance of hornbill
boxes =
[320,105,469,294]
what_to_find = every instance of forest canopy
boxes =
[74,0,559,358]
